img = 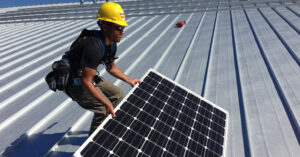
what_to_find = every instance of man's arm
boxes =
[106,61,140,87]
[81,66,116,117]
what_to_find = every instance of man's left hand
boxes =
[128,78,141,87]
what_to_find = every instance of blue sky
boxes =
[0,0,80,8]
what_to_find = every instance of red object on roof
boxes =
[176,21,185,27]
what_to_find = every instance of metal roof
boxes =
[0,0,300,156]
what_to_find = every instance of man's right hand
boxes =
[106,103,116,118]
[81,66,117,118]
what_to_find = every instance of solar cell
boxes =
[74,69,229,157]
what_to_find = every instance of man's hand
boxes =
[106,103,116,118]
[128,78,141,87]
[82,67,117,118]
[106,62,141,87]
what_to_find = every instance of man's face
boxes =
[105,23,125,43]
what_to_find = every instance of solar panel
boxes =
[74,69,229,157]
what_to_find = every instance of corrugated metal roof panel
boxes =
[0,0,299,156]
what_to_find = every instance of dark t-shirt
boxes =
[68,30,117,76]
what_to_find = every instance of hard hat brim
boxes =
[97,17,128,26]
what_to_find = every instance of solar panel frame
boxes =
[74,69,229,157]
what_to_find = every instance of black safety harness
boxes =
[45,29,117,92]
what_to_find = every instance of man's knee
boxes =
[112,89,124,108]
[118,89,125,101]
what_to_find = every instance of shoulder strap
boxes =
[92,30,106,58]
[92,30,107,70]
[112,43,116,53]
[92,30,116,56]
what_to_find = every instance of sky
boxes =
[0,0,80,8]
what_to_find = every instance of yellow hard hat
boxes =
[97,2,128,26]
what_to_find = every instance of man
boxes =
[65,2,140,135]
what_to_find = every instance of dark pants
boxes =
[66,77,124,135]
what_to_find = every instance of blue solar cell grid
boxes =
[74,69,229,157]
